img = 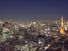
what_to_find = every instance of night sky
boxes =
[0,0,68,21]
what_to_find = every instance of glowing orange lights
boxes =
[60,16,65,34]
[60,27,64,34]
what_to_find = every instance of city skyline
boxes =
[0,0,68,21]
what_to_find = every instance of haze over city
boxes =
[0,0,68,22]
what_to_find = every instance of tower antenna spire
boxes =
[60,16,65,34]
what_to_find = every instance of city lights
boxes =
[0,0,68,51]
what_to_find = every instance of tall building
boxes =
[60,16,65,34]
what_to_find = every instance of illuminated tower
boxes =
[60,16,65,34]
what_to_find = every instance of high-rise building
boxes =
[60,16,65,34]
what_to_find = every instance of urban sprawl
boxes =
[0,17,68,51]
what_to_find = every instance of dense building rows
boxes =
[0,18,68,51]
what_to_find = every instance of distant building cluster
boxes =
[0,21,19,42]
[0,17,68,42]
[0,17,68,51]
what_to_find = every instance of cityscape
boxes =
[0,17,68,51]
[0,0,68,51]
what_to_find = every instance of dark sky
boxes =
[0,0,68,21]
